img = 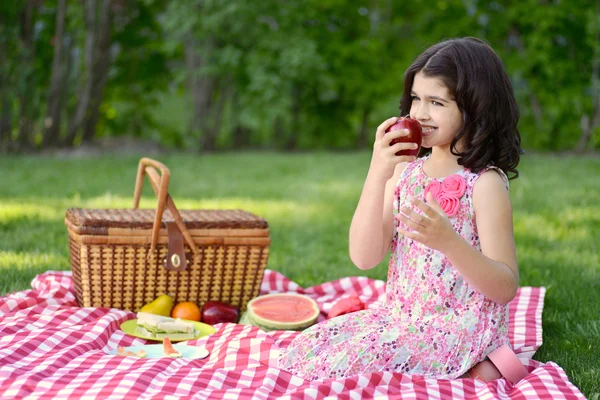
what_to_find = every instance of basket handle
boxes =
[133,157,199,255]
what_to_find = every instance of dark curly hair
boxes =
[400,37,522,179]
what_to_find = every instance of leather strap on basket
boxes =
[133,158,199,259]
[164,221,187,271]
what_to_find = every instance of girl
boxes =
[278,37,524,381]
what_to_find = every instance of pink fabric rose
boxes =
[423,180,442,200]
[423,174,466,217]
[437,194,461,216]
[441,174,467,198]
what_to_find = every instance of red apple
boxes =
[384,117,422,156]
[201,301,239,325]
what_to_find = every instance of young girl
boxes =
[278,37,523,381]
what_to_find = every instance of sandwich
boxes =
[136,312,197,340]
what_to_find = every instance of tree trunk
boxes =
[232,125,250,148]
[285,84,301,150]
[576,106,600,152]
[200,80,229,151]
[185,34,223,151]
[82,63,110,143]
[231,91,250,148]
[61,34,74,121]
[528,92,544,130]
[64,0,98,146]
[0,99,11,148]
[17,2,37,150]
[273,116,285,149]
[43,0,67,147]
[368,0,381,34]
[510,27,545,131]
[0,41,10,147]
[83,0,112,143]
[0,9,11,147]
[358,107,371,149]
[575,0,600,152]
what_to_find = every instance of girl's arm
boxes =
[457,170,519,304]
[396,170,519,304]
[349,161,407,270]
[349,117,418,270]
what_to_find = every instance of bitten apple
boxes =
[384,117,422,156]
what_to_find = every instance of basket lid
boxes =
[65,208,268,235]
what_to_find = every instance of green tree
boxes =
[1,0,599,152]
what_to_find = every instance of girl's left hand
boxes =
[395,192,459,253]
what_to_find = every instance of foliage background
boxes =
[1,0,599,152]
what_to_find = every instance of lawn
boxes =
[0,151,598,397]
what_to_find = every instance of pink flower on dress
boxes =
[437,195,461,217]
[424,174,466,217]
[441,174,467,198]
[423,180,442,200]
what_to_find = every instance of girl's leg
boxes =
[466,360,502,381]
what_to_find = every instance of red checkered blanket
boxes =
[0,270,584,399]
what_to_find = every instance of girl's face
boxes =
[409,72,463,152]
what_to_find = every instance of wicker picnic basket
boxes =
[65,158,270,313]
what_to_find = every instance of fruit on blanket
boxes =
[117,346,134,357]
[163,337,182,358]
[246,293,319,331]
[327,294,366,319]
[136,349,148,358]
[384,117,422,156]
[116,346,148,358]
[171,302,201,322]
[201,301,239,325]
[140,294,174,317]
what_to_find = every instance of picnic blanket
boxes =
[0,270,585,399]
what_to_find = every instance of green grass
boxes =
[1,151,599,396]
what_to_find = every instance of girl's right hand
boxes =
[370,117,418,179]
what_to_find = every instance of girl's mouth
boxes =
[421,126,437,136]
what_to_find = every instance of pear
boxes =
[140,294,174,317]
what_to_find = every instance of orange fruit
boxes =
[171,301,201,321]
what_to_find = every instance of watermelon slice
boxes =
[116,346,148,358]
[246,293,320,331]
[136,349,148,358]
[163,337,182,358]
[116,346,134,357]
[327,294,366,319]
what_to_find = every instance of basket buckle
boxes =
[171,254,181,268]
[163,221,188,271]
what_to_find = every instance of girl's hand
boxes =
[370,117,419,180]
[395,192,459,253]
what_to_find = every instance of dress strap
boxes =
[472,166,509,191]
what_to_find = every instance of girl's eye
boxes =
[411,95,420,101]
[432,100,443,106]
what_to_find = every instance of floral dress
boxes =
[278,156,511,381]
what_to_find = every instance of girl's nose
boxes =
[412,103,429,121]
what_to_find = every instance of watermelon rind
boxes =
[245,311,310,332]
[246,293,319,331]
[238,311,251,325]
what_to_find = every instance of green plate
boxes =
[120,319,216,342]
